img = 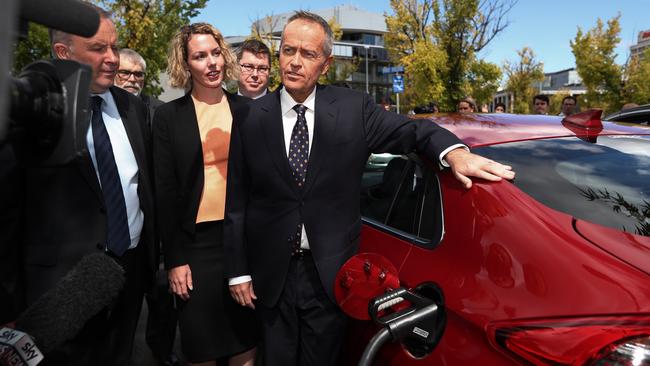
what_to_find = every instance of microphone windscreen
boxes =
[19,0,100,38]
[15,253,125,354]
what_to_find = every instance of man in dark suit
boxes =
[224,11,515,366]
[114,48,178,366]
[15,6,155,365]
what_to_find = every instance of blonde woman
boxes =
[153,23,257,365]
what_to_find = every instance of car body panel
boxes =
[574,219,650,276]
[344,113,650,365]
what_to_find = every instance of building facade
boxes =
[228,5,393,102]
[630,29,650,59]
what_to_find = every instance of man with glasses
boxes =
[236,39,271,99]
[115,48,163,130]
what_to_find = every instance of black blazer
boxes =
[19,86,156,304]
[153,90,247,269]
[224,85,463,307]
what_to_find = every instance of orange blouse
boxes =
[192,95,232,223]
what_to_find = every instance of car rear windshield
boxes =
[474,136,650,237]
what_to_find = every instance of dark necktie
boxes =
[90,96,131,256]
[289,104,309,187]
[289,104,309,255]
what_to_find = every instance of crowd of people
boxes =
[412,93,582,116]
[2,4,517,366]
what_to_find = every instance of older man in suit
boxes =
[15,5,155,365]
[224,11,515,366]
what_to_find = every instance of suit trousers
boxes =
[257,253,347,366]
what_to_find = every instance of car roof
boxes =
[423,112,650,148]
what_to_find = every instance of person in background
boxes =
[153,22,258,366]
[458,96,476,113]
[480,103,489,113]
[622,102,639,111]
[236,39,271,100]
[533,94,550,115]
[413,101,439,114]
[495,102,506,113]
[558,95,577,117]
[115,48,164,130]
[224,10,515,366]
[113,48,179,366]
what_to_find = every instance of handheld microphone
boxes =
[19,0,100,38]
[13,253,126,355]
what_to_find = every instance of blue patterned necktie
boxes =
[289,104,309,255]
[289,104,309,187]
[90,96,131,256]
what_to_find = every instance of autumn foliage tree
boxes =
[385,0,514,111]
[503,47,544,114]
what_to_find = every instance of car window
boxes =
[475,136,650,236]
[361,154,444,247]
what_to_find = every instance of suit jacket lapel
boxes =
[303,84,337,195]
[259,90,299,195]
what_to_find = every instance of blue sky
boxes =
[193,0,647,73]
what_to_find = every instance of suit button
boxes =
[96,243,104,250]
[99,207,106,213]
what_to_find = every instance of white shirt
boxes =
[86,90,144,250]
[237,88,268,100]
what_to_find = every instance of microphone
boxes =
[13,253,126,356]
[19,0,100,38]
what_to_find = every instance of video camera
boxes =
[1,0,101,165]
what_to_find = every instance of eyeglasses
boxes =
[117,69,145,80]
[240,64,270,74]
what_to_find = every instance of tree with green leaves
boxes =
[385,0,514,111]
[622,49,650,105]
[12,23,51,74]
[99,0,208,97]
[467,59,501,107]
[503,47,544,114]
[570,15,622,113]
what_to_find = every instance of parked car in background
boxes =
[343,111,650,365]
[604,103,650,125]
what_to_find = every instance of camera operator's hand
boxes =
[168,264,193,301]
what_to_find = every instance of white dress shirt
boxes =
[87,90,144,250]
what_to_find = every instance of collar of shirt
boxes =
[280,86,316,115]
[237,88,268,99]
[92,89,120,117]
[280,86,316,157]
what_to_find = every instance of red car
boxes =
[341,111,650,365]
